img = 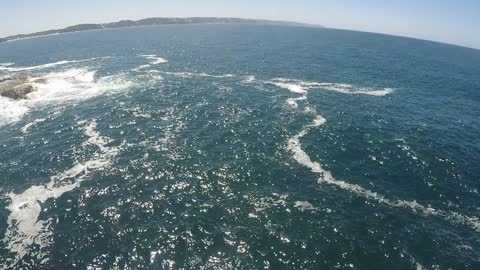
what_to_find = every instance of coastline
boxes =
[0,17,322,43]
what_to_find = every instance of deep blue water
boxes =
[0,24,479,269]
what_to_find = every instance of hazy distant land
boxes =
[0,17,322,42]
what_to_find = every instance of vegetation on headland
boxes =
[0,17,322,42]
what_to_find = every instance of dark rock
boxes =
[0,84,35,99]
[0,73,44,100]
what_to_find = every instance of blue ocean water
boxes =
[0,24,479,269]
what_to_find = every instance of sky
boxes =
[1,0,479,49]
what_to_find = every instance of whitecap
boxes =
[280,75,478,231]
[0,58,98,72]
[315,83,394,96]
[294,201,319,211]
[139,54,168,65]
[267,78,394,96]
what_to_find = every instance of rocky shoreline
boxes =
[0,74,46,99]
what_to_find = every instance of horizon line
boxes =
[0,17,323,41]
[1,16,478,51]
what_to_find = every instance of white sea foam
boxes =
[241,75,256,84]
[21,118,47,134]
[0,58,98,72]
[2,120,121,268]
[288,115,480,232]
[0,68,131,127]
[267,79,307,94]
[153,70,235,79]
[267,78,394,96]
[287,116,328,175]
[140,54,168,65]
[316,83,394,96]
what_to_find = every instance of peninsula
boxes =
[0,17,322,42]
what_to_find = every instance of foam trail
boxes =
[287,116,328,176]
[268,78,394,96]
[140,54,168,65]
[288,109,480,232]
[0,58,99,72]
[21,118,47,134]
[1,120,121,268]
[286,95,307,109]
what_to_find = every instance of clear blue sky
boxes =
[2,0,479,49]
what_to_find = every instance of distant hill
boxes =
[0,17,323,42]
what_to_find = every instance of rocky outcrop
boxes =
[0,74,45,100]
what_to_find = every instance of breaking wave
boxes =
[20,118,47,134]
[152,70,235,78]
[140,54,168,65]
[241,75,256,84]
[0,63,14,68]
[0,68,131,127]
[0,58,102,72]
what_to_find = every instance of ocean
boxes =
[0,24,479,269]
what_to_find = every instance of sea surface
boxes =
[0,24,479,270]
